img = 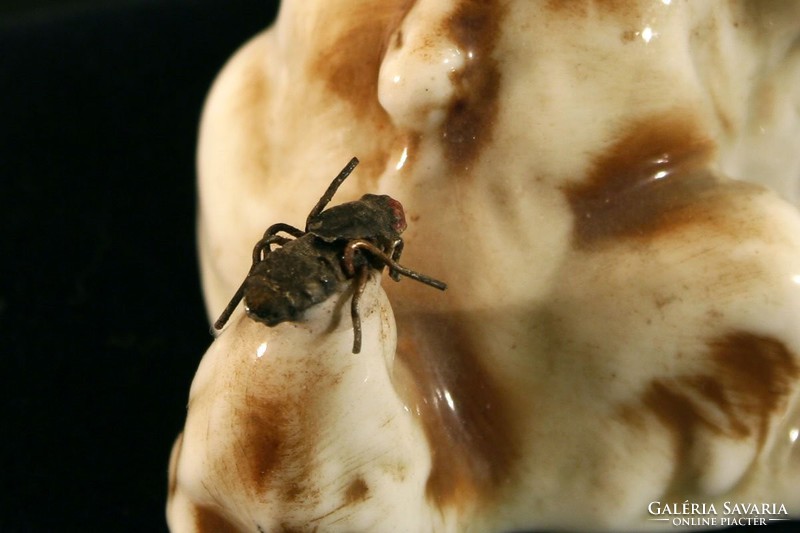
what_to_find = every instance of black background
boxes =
[1,1,275,531]
[1,1,798,532]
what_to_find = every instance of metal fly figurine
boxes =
[213,157,447,353]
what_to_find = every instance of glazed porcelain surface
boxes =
[169,1,800,531]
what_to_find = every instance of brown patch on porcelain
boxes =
[310,0,415,184]
[237,59,270,119]
[441,0,504,170]
[683,375,748,438]
[313,0,416,120]
[563,112,758,248]
[709,333,800,447]
[545,0,589,17]
[545,0,644,21]
[234,59,272,186]
[344,476,370,505]
[642,380,723,488]
[393,313,516,509]
[235,395,296,495]
[629,332,799,491]
[194,505,240,533]
[218,358,337,503]
[382,461,408,482]
[301,477,369,527]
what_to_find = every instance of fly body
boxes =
[214,157,446,353]
[242,238,345,326]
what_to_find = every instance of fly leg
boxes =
[305,157,360,228]
[255,223,304,261]
[388,238,404,281]
[341,239,446,352]
[344,239,447,291]
[349,265,370,354]
[213,281,247,331]
[264,222,305,238]
[252,231,293,262]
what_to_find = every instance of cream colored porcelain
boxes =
[168,274,451,532]
[170,0,800,531]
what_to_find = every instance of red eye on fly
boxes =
[387,197,407,233]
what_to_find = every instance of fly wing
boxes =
[307,196,400,243]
